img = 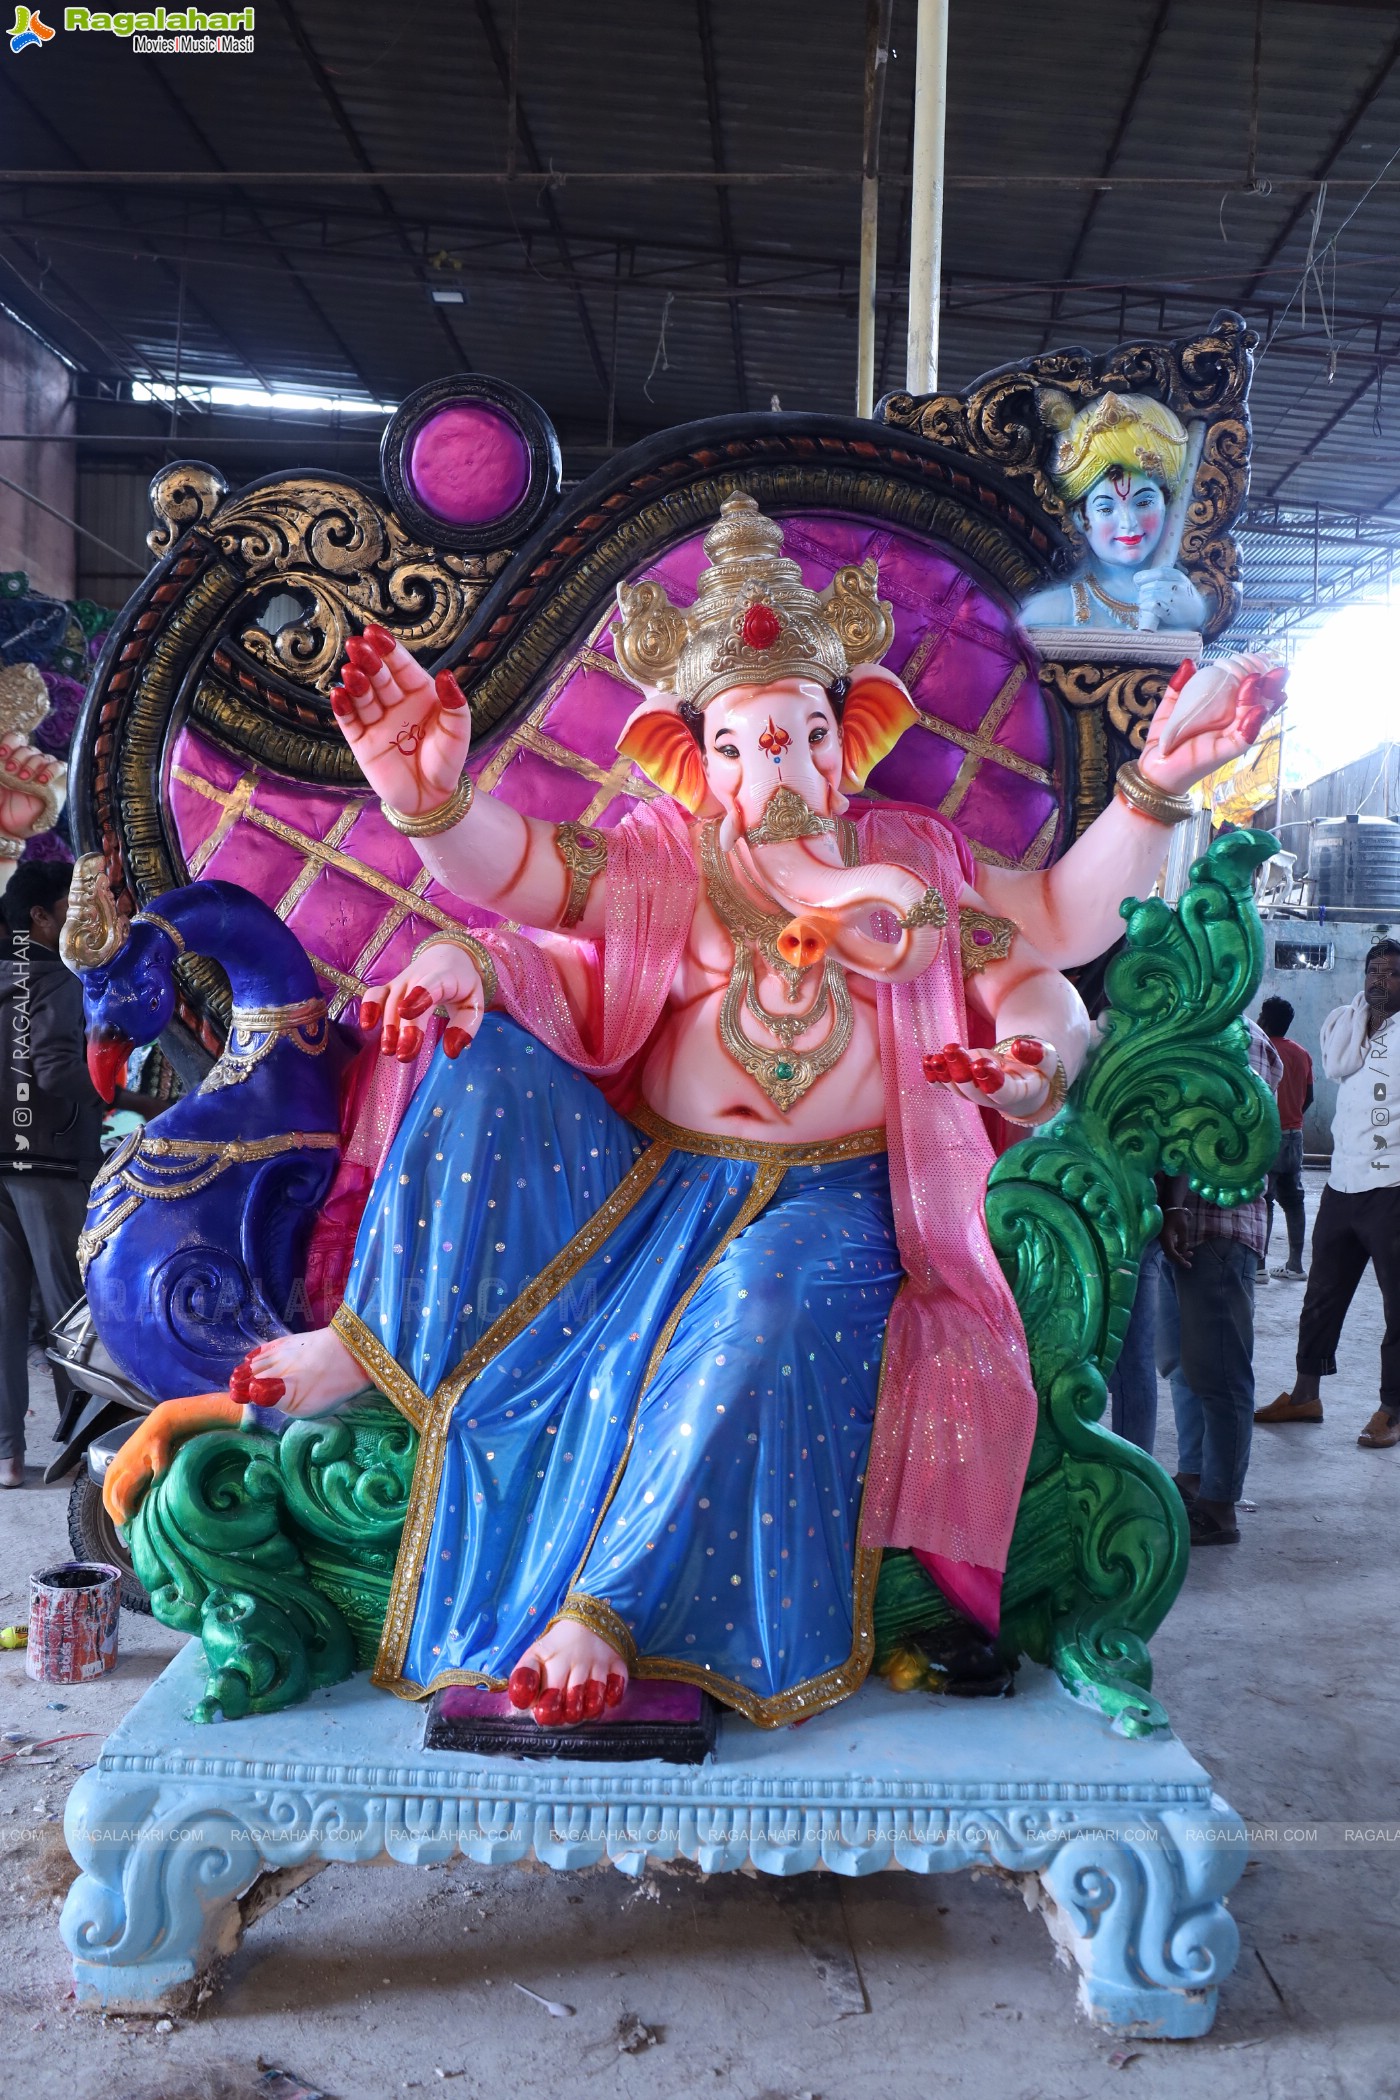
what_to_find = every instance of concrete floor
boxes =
[2,1168,1397,2100]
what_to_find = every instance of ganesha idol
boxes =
[101,494,1282,1732]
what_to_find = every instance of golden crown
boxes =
[612,493,896,709]
[1038,388,1190,507]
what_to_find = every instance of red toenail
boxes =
[582,1681,605,1719]
[533,1689,564,1726]
[564,1685,585,1723]
[604,1673,625,1708]
[507,1665,539,1710]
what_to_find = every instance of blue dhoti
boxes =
[335,1017,901,1723]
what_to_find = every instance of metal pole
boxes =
[856,0,892,417]
[905,0,949,394]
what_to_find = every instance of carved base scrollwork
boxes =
[60,1644,1246,2034]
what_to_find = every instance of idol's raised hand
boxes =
[1140,654,1286,797]
[329,625,473,820]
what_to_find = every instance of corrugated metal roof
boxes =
[4,0,1400,626]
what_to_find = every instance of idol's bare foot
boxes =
[230,1328,367,1417]
[507,1620,628,1727]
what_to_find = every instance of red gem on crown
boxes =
[741,603,781,651]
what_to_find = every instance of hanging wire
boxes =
[642,291,674,402]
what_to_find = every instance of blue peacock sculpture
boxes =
[60,857,343,1400]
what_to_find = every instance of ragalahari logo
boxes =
[9,6,55,47]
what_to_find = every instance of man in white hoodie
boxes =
[1255,938,1400,1445]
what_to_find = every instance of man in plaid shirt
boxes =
[1156,1020,1283,1546]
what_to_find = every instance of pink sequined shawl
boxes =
[314,796,1037,1586]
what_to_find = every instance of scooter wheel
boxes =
[66,1474,152,1615]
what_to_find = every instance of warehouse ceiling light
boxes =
[130,381,398,416]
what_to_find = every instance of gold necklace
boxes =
[1084,573,1140,627]
[701,820,858,1112]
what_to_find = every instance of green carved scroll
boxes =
[127,1401,414,1721]
[131,833,1278,1730]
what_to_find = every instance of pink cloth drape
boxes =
[315,796,1038,1621]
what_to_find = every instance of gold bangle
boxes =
[409,927,500,1011]
[1115,761,1196,827]
[992,1040,1069,1126]
[553,819,609,929]
[381,774,475,837]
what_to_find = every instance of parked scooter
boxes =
[45,1297,154,1613]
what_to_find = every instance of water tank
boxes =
[1310,814,1400,909]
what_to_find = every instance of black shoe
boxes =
[1188,1505,1240,1547]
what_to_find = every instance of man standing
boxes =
[1158,1021,1283,1545]
[1260,994,1314,1282]
[1256,939,1400,1446]
[0,863,106,1487]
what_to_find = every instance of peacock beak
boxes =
[87,1025,134,1104]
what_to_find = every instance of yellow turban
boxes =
[1039,389,1191,509]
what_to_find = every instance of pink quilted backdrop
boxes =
[165,513,1061,1018]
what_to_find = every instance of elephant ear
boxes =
[616,696,715,815]
[840,667,919,790]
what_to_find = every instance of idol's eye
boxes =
[715,741,740,761]
[808,724,829,746]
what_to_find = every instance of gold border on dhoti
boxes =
[629,1100,886,1165]
[361,1140,674,1691]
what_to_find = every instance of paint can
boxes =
[25,1561,121,1684]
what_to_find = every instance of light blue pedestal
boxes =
[61,1647,1246,2037]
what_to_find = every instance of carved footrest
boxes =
[61,1646,1245,2037]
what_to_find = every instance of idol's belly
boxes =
[639,976,888,1142]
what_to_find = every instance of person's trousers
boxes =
[1156,1237,1257,1505]
[1295,1183,1400,1409]
[1107,1239,1161,1453]
[1266,1128,1307,1270]
[0,1172,90,1462]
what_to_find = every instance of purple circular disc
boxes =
[406,403,531,527]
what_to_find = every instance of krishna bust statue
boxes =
[102,492,1280,1732]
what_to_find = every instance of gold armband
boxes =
[959,908,1016,976]
[991,1040,1069,1126]
[897,884,949,933]
[1114,761,1196,827]
[553,819,609,929]
[381,774,475,837]
[410,928,499,1010]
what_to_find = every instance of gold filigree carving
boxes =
[1037,660,1170,837]
[195,478,505,691]
[147,463,230,558]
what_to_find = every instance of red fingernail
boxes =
[604,1673,626,1708]
[329,686,352,716]
[443,1026,468,1059]
[533,1689,564,1726]
[345,636,377,672]
[395,1023,422,1062]
[435,669,466,710]
[1010,1037,1044,1065]
[342,663,370,699]
[365,624,395,658]
[507,1665,540,1710]
[399,986,432,1019]
[381,1023,399,1056]
[359,997,382,1028]
[582,1680,605,1720]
